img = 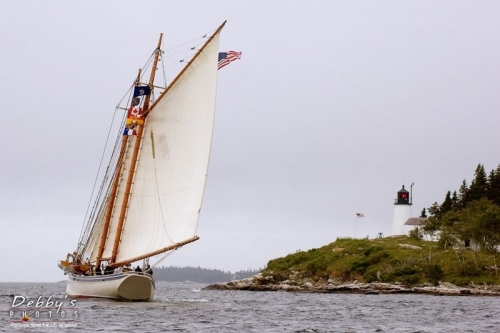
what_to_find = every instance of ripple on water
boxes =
[1,283,499,332]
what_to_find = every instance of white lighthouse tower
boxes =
[391,185,413,236]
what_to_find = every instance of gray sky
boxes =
[1,1,499,282]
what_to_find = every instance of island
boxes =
[204,236,500,296]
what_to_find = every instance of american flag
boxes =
[356,213,365,218]
[218,51,242,70]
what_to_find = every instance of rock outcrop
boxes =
[203,273,500,296]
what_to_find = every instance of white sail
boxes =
[92,33,220,264]
[61,22,226,302]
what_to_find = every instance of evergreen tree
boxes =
[420,208,427,218]
[457,179,469,209]
[151,265,261,283]
[425,162,500,251]
[468,163,488,202]
[428,202,441,217]
[422,215,442,239]
[487,165,500,206]
[440,191,453,215]
[451,191,459,211]
[456,198,500,251]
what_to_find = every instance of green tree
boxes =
[459,198,500,251]
[420,208,427,218]
[440,191,453,215]
[435,198,500,251]
[457,179,469,209]
[435,210,461,248]
[409,227,423,240]
[426,162,500,249]
[487,165,500,206]
[451,191,459,211]
[468,164,488,202]
[422,215,442,240]
[428,202,441,218]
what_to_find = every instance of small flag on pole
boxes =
[218,51,242,70]
[133,85,151,97]
[123,128,137,136]
[356,213,365,218]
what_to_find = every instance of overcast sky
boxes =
[1,1,499,282]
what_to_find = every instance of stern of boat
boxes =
[117,273,155,301]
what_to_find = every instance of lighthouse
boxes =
[391,185,413,236]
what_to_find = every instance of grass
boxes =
[262,236,500,287]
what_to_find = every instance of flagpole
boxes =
[354,213,365,239]
[354,215,357,239]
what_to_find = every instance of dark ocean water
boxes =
[1,281,499,332]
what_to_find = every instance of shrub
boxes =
[393,266,421,285]
[350,258,369,274]
[409,227,423,240]
[424,264,443,285]
[366,250,390,265]
[363,269,379,283]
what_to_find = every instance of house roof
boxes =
[404,217,427,226]
[398,185,409,193]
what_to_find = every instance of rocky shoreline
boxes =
[203,273,500,296]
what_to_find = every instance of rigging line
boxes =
[157,26,215,58]
[160,50,168,88]
[116,76,145,110]
[190,40,208,49]
[178,55,195,63]
[81,208,104,258]
[78,128,124,255]
[160,46,204,65]
[136,127,174,255]
[161,44,203,58]
[79,93,133,253]
[139,55,155,84]
[150,128,175,246]
[162,61,194,67]
[161,35,210,54]
[150,92,156,105]
[162,47,198,57]
[80,131,123,251]
[81,114,123,226]
[176,50,199,63]
[77,102,121,248]
[115,30,215,95]
[150,250,174,269]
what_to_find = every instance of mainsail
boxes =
[80,24,224,267]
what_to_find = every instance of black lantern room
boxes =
[395,185,412,205]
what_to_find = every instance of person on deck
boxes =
[135,266,142,273]
[104,265,114,275]
[145,265,153,276]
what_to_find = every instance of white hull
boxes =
[66,272,155,301]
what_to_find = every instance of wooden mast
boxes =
[147,20,226,113]
[110,34,164,264]
[108,21,227,266]
[99,20,226,266]
[95,68,142,269]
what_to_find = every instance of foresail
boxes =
[99,33,221,264]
